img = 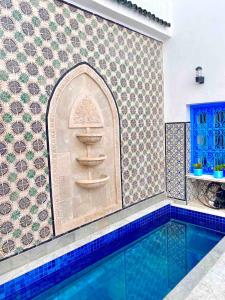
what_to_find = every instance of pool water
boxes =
[35,220,223,300]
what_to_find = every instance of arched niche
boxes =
[47,63,122,235]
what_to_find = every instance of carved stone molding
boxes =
[69,96,104,128]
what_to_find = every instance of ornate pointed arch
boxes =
[47,63,122,235]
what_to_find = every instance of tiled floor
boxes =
[186,253,225,300]
[166,237,225,300]
[187,198,225,216]
[171,196,225,217]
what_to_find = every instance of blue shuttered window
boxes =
[191,103,225,174]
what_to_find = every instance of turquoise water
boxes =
[36,221,223,300]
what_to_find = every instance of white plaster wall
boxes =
[164,0,225,122]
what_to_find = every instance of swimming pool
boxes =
[35,220,223,300]
[1,204,225,300]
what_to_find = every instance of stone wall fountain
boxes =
[47,64,122,235]
[74,98,109,189]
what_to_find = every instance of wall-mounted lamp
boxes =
[195,66,204,84]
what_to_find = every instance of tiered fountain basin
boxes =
[76,155,107,167]
[76,133,103,145]
[76,175,109,189]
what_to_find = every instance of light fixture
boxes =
[195,66,204,84]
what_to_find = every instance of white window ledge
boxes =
[186,173,225,184]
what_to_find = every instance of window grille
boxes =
[190,102,225,173]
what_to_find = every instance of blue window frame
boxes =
[190,102,225,174]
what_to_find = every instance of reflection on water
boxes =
[36,221,223,300]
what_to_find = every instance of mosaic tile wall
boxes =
[186,122,197,202]
[165,123,186,200]
[0,0,165,259]
[186,123,190,174]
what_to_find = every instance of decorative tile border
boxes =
[1,203,225,300]
[185,122,190,174]
[165,123,186,200]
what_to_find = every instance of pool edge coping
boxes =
[165,234,225,300]
[2,199,225,297]
[0,199,171,285]
[165,202,225,300]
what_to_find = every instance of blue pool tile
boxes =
[1,204,225,300]
[171,206,225,233]
[1,205,170,300]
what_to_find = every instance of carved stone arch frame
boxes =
[46,62,123,236]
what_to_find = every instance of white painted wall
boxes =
[67,0,172,41]
[164,0,225,122]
